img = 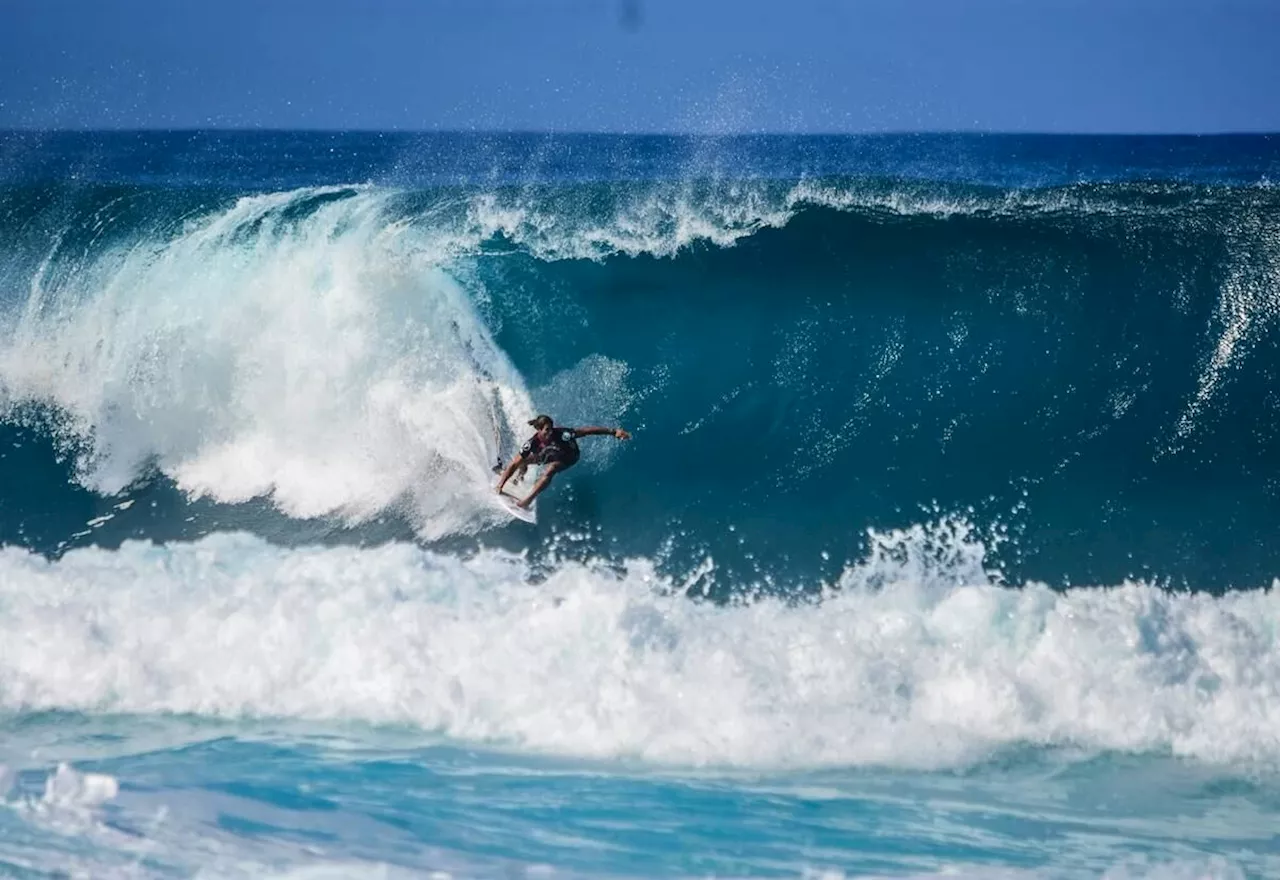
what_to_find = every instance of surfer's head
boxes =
[528,414,554,436]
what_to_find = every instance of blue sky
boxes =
[3,0,1277,133]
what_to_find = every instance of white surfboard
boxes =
[498,490,537,524]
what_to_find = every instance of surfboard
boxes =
[498,490,537,523]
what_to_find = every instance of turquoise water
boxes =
[4,715,1276,878]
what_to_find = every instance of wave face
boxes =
[1,132,1280,593]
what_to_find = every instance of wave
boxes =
[1,177,1279,588]
[1,523,1278,770]
[0,186,546,538]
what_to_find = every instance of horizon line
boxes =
[2,126,1278,139]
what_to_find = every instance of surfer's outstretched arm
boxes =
[572,426,631,440]
[495,454,528,493]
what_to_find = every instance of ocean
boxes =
[0,130,1279,878]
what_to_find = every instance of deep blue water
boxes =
[1,131,1279,878]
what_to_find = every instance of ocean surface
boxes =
[1,130,1279,878]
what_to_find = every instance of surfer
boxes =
[495,414,631,508]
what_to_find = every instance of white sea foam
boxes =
[0,762,120,853]
[459,184,795,260]
[0,188,539,537]
[455,178,1210,264]
[0,524,1277,770]
[39,763,119,810]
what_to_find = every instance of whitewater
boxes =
[1,131,1279,878]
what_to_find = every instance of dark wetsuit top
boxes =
[521,427,580,468]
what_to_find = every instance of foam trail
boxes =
[1,526,1279,769]
[1174,217,1280,442]
[0,187,534,537]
